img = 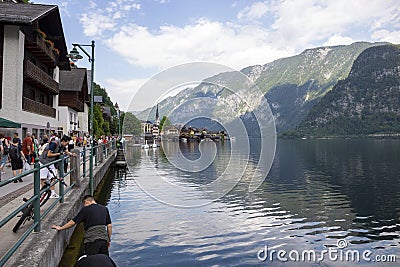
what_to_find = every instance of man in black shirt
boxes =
[52,195,112,255]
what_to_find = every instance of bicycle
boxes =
[12,167,67,233]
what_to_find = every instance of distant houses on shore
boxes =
[138,107,226,143]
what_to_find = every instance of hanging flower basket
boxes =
[53,48,60,55]
[34,29,46,39]
[45,39,54,49]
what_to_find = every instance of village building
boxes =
[0,3,70,139]
[58,67,90,137]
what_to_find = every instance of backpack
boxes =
[9,145,20,160]
[2,139,9,155]
[38,143,48,156]
[39,140,60,164]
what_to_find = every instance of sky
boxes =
[34,0,400,111]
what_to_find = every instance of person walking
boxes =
[10,138,25,182]
[31,133,39,163]
[22,132,33,166]
[52,195,112,256]
[0,132,10,177]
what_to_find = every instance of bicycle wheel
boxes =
[40,188,51,207]
[12,204,33,233]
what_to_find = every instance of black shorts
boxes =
[11,158,23,170]
[84,239,109,256]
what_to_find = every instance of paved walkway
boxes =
[0,163,34,207]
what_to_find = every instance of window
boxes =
[40,94,45,104]
[39,129,44,140]
[32,128,38,139]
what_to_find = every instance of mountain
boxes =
[295,44,400,136]
[259,42,386,132]
[136,42,386,133]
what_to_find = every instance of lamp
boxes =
[114,102,120,138]
[67,41,95,194]
[66,47,83,61]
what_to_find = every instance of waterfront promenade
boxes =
[0,145,118,266]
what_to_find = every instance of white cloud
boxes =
[237,1,271,21]
[80,0,140,37]
[124,3,141,11]
[80,12,116,36]
[270,0,400,48]
[323,35,355,47]
[372,29,400,44]
[104,19,292,70]
[104,78,147,111]
[57,2,71,17]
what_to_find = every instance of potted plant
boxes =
[45,39,54,49]
[34,29,46,39]
[53,48,60,55]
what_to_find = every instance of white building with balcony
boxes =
[0,3,70,139]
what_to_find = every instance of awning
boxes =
[0,117,21,128]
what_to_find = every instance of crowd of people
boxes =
[0,132,76,185]
[0,132,124,183]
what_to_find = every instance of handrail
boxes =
[0,140,117,266]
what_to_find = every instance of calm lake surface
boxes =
[106,139,399,266]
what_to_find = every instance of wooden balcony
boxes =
[59,98,85,112]
[74,100,84,112]
[24,34,58,67]
[22,97,56,118]
[24,60,59,94]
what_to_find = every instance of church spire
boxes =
[155,104,160,125]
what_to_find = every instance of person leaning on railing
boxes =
[52,195,113,256]
[38,135,76,198]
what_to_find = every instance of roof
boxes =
[87,70,92,93]
[59,68,87,92]
[0,2,70,70]
[0,2,56,25]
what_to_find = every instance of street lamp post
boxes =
[114,102,120,139]
[67,40,95,195]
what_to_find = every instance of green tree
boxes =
[93,82,116,116]
[93,104,105,137]
[103,121,110,136]
[159,116,171,131]
[122,112,141,136]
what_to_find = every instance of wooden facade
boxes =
[58,91,85,112]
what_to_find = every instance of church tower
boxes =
[155,104,160,125]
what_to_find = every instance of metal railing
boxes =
[0,140,117,266]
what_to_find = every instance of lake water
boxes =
[106,139,399,266]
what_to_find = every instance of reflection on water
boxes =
[107,139,400,266]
